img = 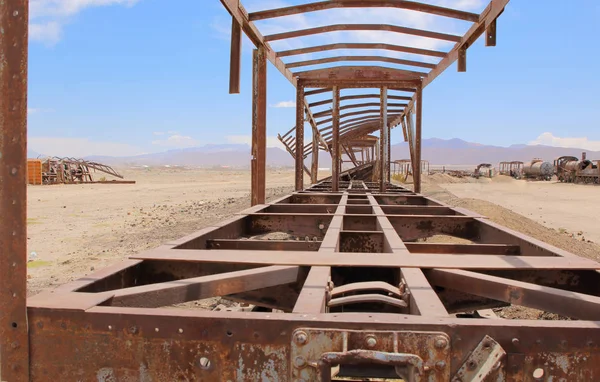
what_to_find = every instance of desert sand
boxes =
[439,176,600,243]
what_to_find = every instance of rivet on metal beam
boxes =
[486,18,497,47]
[365,336,377,348]
[294,330,308,345]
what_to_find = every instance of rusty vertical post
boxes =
[331,86,340,192]
[379,87,388,192]
[415,81,423,193]
[0,0,29,380]
[295,82,305,191]
[405,113,417,181]
[229,17,242,94]
[310,120,319,184]
[387,123,391,182]
[251,46,266,205]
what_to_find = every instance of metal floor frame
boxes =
[25,181,600,381]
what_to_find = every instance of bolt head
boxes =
[435,361,446,370]
[294,331,308,345]
[365,336,377,348]
[512,338,520,346]
[434,337,448,349]
[294,356,307,368]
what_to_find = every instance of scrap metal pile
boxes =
[39,156,133,184]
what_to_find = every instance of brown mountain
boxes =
[85,139,597,168]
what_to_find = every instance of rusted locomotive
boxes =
[522,158,553,181]
[555,152,600,184]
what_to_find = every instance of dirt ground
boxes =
[26,169,600,320]
[26,168,298,296]
[439,175,600,244]
[421,173,600,264]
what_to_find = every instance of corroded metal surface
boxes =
[0,0,30,380]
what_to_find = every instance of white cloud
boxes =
[226,135,285,149]
[152,131,165,136]
[152,134,199,148]
[529,132,600,152]
[29,0,141,45]
[29,136,145,157]
[271,100,295,108]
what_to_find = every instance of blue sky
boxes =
[27,0,600,157]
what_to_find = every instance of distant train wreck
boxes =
[555,152,600,184]
[27,157,135,185]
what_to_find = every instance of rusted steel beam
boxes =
[220,0,297,86]
[304,87,332,96]
[406,243,520,255]
[331,87,340,192]
[366,195,448,316]
[310,94,412,107]
[457,45,467,72]
[379,87,388,192]
[302,79,420,89]
[313,102,407,118]
[387,123,391,182]
[229,17,242,94]
[317,109,404,124]
[295,83,305,191]
[427,269,600,321]
[250,0,479,22]
[0,0,29,379]
[207,239,321,251]
[311,131,319,184]
[295,65,427,81]
[278,42,447,58]
[414,82,423,193]
[342,145,358,167]
[486,18,497,46]
[107,266,300,308]
[303,102,329,154]
[319,113,383,128]
[294,195,347,312]
[287,55,437,70]
[265,24,462,43]
[133,249,600,271]
[251,46,267,205]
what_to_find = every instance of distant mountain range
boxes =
[30,139,597,168]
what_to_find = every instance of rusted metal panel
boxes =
[0,0,30,380]
[26,307,600,381]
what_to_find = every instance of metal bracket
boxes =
[452,335,506,382]
[291,328,451,381]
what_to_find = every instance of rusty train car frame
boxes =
[2,1,600,381]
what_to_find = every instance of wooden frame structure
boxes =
[3,1,600,381]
